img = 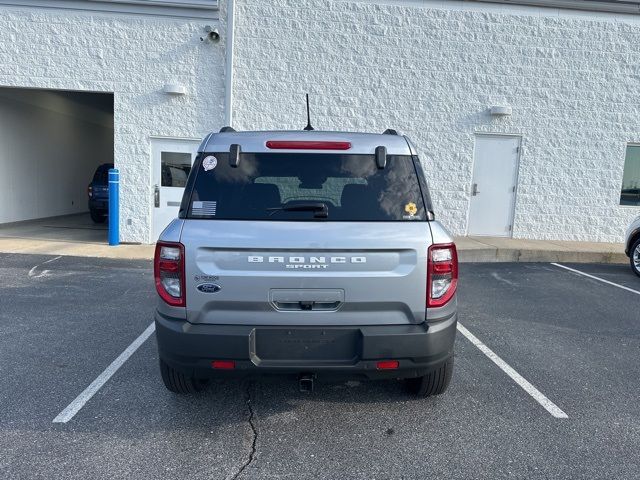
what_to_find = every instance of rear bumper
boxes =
[88,198,108,211]
[155,312,457,380]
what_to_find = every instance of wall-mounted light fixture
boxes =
[163,83,187,96]
[200,25,220,43]
[490,105,512,116]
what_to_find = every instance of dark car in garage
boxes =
[88,163,113,223]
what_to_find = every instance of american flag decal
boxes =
[192,201,217,216]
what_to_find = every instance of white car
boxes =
[625,216,640,277]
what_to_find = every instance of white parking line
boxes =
[551,263,640,296]
[457,323,568,419]
[53,322,155,424]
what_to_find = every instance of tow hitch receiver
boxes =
[298,373,316,393]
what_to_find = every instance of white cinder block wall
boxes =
[0,6,225,243]
[230,0,640,242]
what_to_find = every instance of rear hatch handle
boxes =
[270,289,344,312]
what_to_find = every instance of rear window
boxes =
[185,153,427,221]
[92,165,113,184]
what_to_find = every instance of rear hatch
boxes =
[91,184,108,199]
[90,165,112,199]
[180,149,433,326]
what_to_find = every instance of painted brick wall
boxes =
[231,0,640,242]
[0,6,225,243]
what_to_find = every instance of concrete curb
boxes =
[0,238,154,260]
[458,248,628,264]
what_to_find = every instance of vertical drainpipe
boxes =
[224,0,236,127]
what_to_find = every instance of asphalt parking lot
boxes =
[1,253,639,480]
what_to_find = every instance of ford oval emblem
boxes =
[197,283,221,294]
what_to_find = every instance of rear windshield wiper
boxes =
[267,202,328,218]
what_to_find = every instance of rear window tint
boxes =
[186,153,426,222]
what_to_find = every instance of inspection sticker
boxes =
[192,201,217,216]
[202,155,218,171]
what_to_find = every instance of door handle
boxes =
[471,183,480,196]
[154,184,160,208]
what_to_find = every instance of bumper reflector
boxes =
[211,360,236,370]
[376,360,399,370]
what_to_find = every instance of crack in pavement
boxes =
[228,383,258,480]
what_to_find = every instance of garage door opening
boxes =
[0,87,114,243]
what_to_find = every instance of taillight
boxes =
[427,243,458,308]
[154,242,185,307]
[88,186,93,198]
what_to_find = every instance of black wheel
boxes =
[90,210,106,223]
[631,238,640,277]
[405,357,454,397]
[159,359,208,394]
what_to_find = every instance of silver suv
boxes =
[154,129,458,397]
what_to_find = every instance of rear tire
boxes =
[90,210,106,223]
[159,359,208,394]
[405,357,454,397]
[631,239,640,277]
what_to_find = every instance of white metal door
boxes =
[152,138,199,241]
[467,135,520,237]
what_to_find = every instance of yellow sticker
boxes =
[404,202,417,216]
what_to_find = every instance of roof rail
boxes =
[382,129,399,135]
[219,126,237,133]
